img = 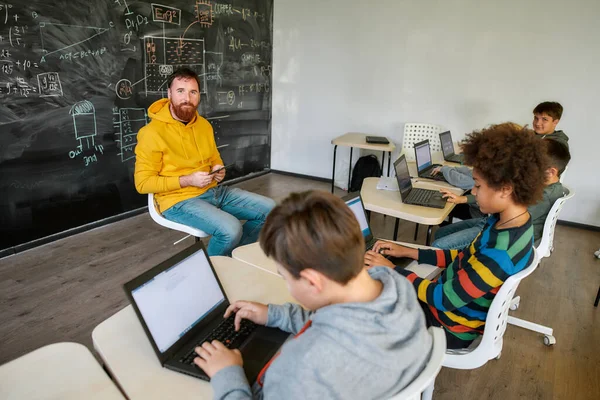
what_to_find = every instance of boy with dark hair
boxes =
[433,138,571,248]
[364,123,546,349]
[533,101,569,148]
[193,190,432,399]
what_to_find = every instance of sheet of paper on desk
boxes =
[376,177,398,191]
[405,262,439,280]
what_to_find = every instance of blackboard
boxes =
[0,0,273,253]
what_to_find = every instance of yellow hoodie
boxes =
[134,98,223,213]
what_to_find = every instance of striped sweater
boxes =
[396,214,535,341]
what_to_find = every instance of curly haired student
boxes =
[364,123,548,349]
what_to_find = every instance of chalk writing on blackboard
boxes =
[113,107,149,162]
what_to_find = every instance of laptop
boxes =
[439,131,464,164]
[413,139,448,182]
[123,241,289,382]
[343,192,412,268]
[366,136,390,144]
[394,154,447,209]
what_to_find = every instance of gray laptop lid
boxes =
[394,155,413,202]
[343,193,374,243]
[439,131,455,158]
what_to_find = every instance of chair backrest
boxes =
[443,249,540,369]
[147,193,208,238]
[388,326,446,400]
[536,186,574,259]
[401,123,443,161]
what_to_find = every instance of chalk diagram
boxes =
[113,107,149,162]
[70,100,97,149]
[38,22,110,62]
[144,1,222,95]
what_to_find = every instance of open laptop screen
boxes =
[440,131,454,157]
[130,250,226,353]
[415,141,432,172]
[394,155,413,200]
[345,196,371,239]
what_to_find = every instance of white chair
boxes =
[389,327,446,400]
[148,193,209,244]
[507,187,575,345]
[401,123,444,161]
[443,249,540,369]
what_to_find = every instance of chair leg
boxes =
[422,382,434,400]
[507,316,553,336]
[595,286,600,307]
[195,236,200,243]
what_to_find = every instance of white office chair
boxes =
[388,327,446,400]
[147,193,209,244]
[401,123,444,162]
[443,249,540,369]
[507,187,575,345]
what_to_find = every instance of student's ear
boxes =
[299,268,326,293]
[551,118,560,129]
[546,166,559,179]
[499,184,514,199]
[167,87,172,99]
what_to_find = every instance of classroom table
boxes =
[360,176,464,245]
[232,241,442,281]
[92,256,296,400]
[331,132,396,193]
[0,342,125,400]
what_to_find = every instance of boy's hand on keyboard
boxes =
[364,250,395,269]
[432,166,442,175]
[440,189,467,204]
[194,340,243,378]
[225,301,268,331]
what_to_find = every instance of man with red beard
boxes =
[134,68,275,256]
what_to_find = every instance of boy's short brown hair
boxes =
[533,102,563,120]
[259,191,364,284]
[544,139,571,176]
[461,123,549,207]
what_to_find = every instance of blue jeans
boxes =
[163,186,276,256]
[432,217,487,250]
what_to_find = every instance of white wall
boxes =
[271,0,600,226]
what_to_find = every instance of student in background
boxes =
[364,123,547,349]
[193,191,432,400]
[433,139,571,249]
[532,101,569,148]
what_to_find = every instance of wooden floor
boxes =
[1,172,599,399]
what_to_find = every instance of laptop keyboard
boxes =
[407,188,434,205]
[180,314,257,365]
[366,238,377,251]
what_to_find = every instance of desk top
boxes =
[92,256,296,400]
[361,177,463,225]
[232,242,441,280]
[331,132,396,152]
[0,342,125,400]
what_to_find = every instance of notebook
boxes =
[366,136,390,144]
[123,241,289,382]
[439,131,464,164]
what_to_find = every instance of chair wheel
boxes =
[510,303,519,311]
[495,352,501,360]
[543,335,556,346]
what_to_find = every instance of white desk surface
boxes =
[331,132,396,152]
[92,256,296,400]
[0,342,125,400]
[361,177,464,226]
[232,242,442,281]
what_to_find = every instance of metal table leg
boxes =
[426,226,433,246]
[331,145,338,193]
[414,224,419,241]
[394,218,399,241]
[388,151,392,176]
[347,147,353,192]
